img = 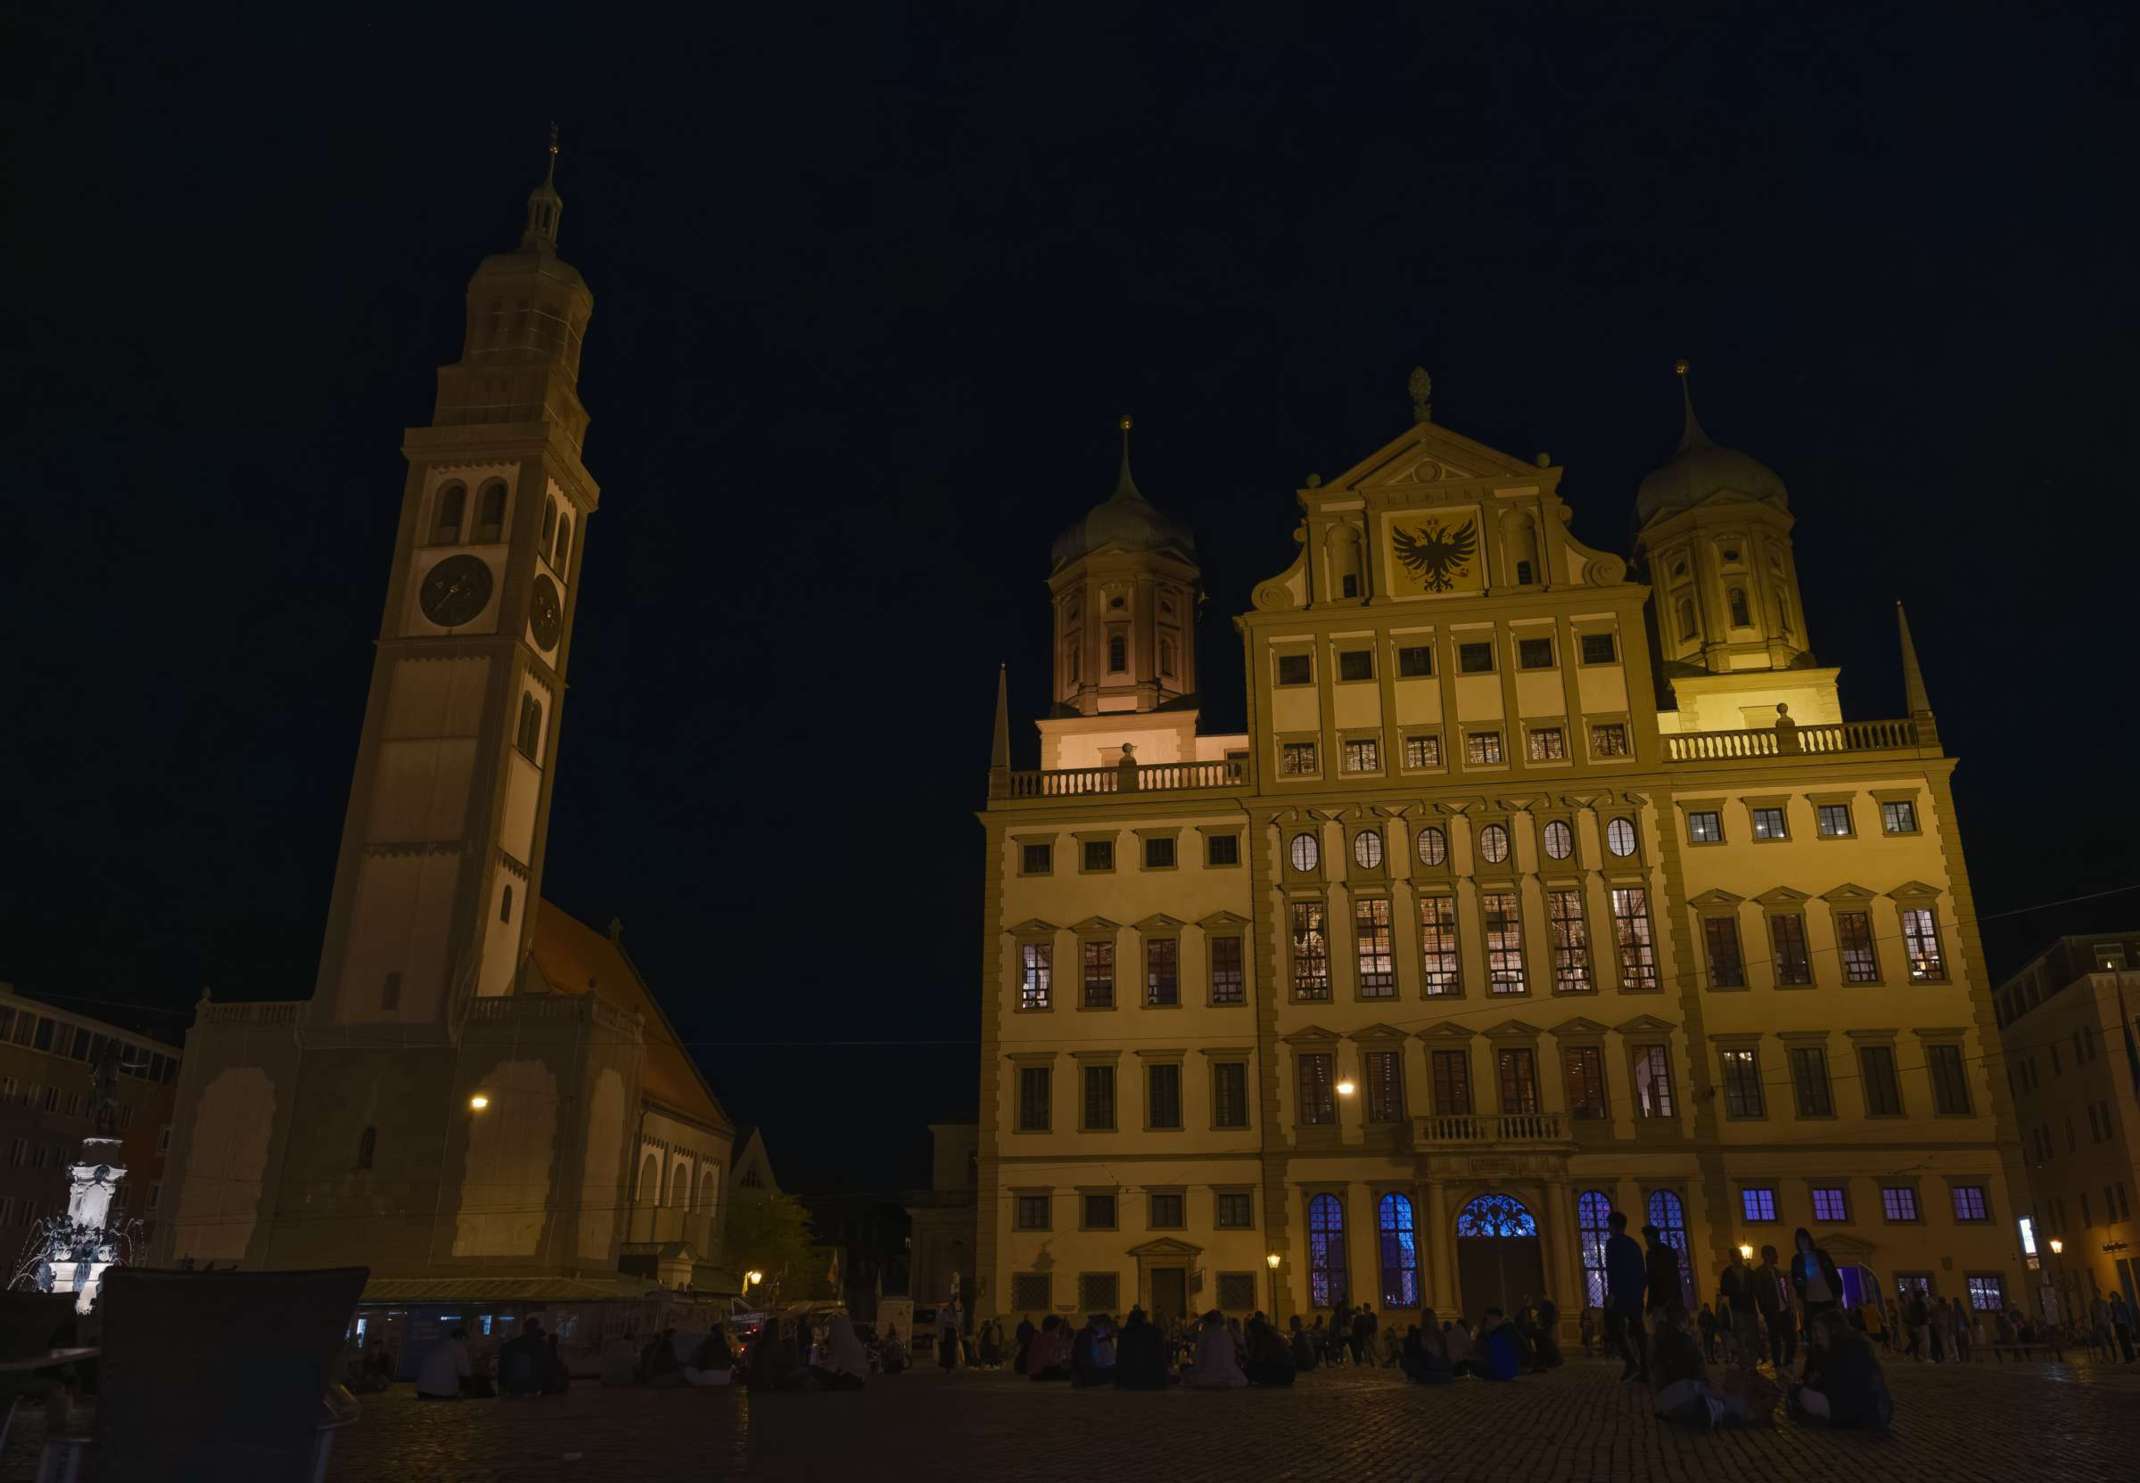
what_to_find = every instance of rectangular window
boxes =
[1811,1185,1849,1222]
[1020,943,1053,1010]
[1083,1193,1118,1229]
[1404,733,1443,769]
[1291,902,1330,1001]
[1215,1191,1255,1229]
[1298,1053,1336,1125]
[1703,916,1746,988]
[1967,1274,2006,1312]
[1548,889,1592,993]
[1853,1042,1898,1113]
[1338,649,1374,681]
[1527,726,1567,761]
[1364,1048,1405,1122]
[1720,1047,1765,1118]
[1466,731,1505,765]
[1482,891,1525,994]
[1770,914,1813,985]
[1431,1050,1473,1114]
[1750,806,1788,840]
[1017,1066,1051,1131]
[1419,896,1461,996]
[1011,1270,1053,1309]
[1928,1043,1972,1114]
[1880,1186,1920,1222]
[1145,938,1180,1006]
[1015,1196,1050,1231]
[1517,636,1555,669]
[1580,632,1618,665]
[1496,1048,1540,1114]
[1209,936,1245,1005]
[1881,799,1919,834]
[1277,653,1313,685]
[1590,723,1630,757]
[515,693,542,759]
[1212,1062,1250,1129]
[1149,1192,1185,1228]
[1564,1045,1607,1119]
[1790,1045,1834,1117]
[1457,641,1495,674]
[1147,1063,1183,1130]
[1397,645,1434,677]
[1355,898,1394,997]
[1902,907,1947,982]
[1281,741,1319,776]
[1078,1272,1122,1312]
[1021,841,1053,874]
[1837,910,1880,982]
[1205,832,1240,867]
[1632,1045,1675,1118]
[1082,939,1115,1009]
[1687,810,1723,843]
[1611,888,1658,990]
[1741,1187,1779,1222]
[1082,839,1114,871]
[1816,803,1854,838]
[1952,1185,1989,1223]
[1343,737,1380,773]
[1082,1064,1116,1130]
[1143,835,1176,869]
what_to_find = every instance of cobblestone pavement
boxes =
[10,1355,2136,1480]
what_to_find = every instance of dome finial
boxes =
[1113,413,1142,502]
[1674,357,1712,452]
[521,123,565,251]
[1408,366,1433,424]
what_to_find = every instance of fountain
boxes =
[13,1042,135,1314]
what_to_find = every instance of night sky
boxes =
[9,5,2137,1195]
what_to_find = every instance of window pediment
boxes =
[1197,910,1248,930]
[1615,1014,1676,1036]
[1483,1017,1544,1040]
[1069,916,1121,935]
[1754,886,1810,908]
[1006,918,1061,936]
[1417,1022,1478,1040]
[1549,1017,1611,1038]
[1688,888,1745,910]
[1885,880,1942,901]
[1349,1022,1408,1042]
[1134,913,1186,932]
[1281,1024,1341,1045]
[1125,1237,1204,1259]
[1820,882,1877,903]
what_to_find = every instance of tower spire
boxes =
[1112,413,1144,502]
[1897,600,1938,748]
[522,123,564,251]
[1673,358,1713,452]
[988,664,1012,797]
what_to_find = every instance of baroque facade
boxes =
[976,376,2026,1331]
[155,151,734,1309]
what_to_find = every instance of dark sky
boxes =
[8,4,2137,1194]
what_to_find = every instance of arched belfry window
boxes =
[555,515,572,573]
[356,1126,376,1171]
[475,482,508,543]
[1727,586,1751,628]
[541,498,559,560]
[1676,596,1698,642]
[500,884,514,923]
[433,484,466,543]
[1308,1193,1348,1307]
[1377,1192,1420,1306]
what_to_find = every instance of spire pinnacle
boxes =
[1112,413,1145,503]
[1674,358,1713,452]
[522,123,565,251]
[1897,601,1940,749]
[988,664,1012,797]
[1408,366,1433,424]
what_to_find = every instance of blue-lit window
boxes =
[1740,1186,1778,1222]
[1377,1193,1419,1307]
[1308,1193,1347,1307]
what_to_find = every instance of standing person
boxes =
[2110,1291,2138,1363]
[1643,1224,1684,1374]
[1901,1289,1930,1361]
[1755,1245,1795,1372]
[1787,1228,1842,1331]
[1289,1315,1319,1372]
[1927,1294,1953,1363]
[1351,1306,1375,1366]
[1697,1303,1719,1363]
[1579,1304,1598,1358]
[1013,1314,1036,1374]
[416,1327,473,1399]
[1948,1298,1973,1363]
[938,1299,963,1370]
[1604,1210,1649,1382]
[1532,1294,1562,1370]
[1114,1308,1170,1390]
[1721,1252,1760,1366]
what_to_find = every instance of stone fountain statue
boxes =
[14,1041,134,1313]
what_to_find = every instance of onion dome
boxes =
[1635,361,1788,525]
[1050,416,1198,572]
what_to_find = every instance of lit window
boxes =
[1291,902,1330,1001]
[1477,823,1510,864]
[1632,1045,1674,1118]
[1688,810,1722,843]
[1458,642,1495,674]
[1604,817,1638,857]
[1483,891,1525,994]
[1517,637,1554,669]
[1542,819,1573,859]
[1612,888,1658,990]
[1548,889,1591,993]
[1019,943,1053,1010]
[1811,1186,1848,1222]
[1364,1050,1405,1122]
[1355,899,1394,997]
[1816,803,1853,837]
[1144,938,1179,1007]
[1376,1192,1420,1307]
[1902,907,1947,982]
[1741,1187,1778,1222]
[1771,914,1813,985]
[1342,737,1380,773]
[1496,1048,1539,1112]
[1277,653,1313,685]
[1837,910,1880,983]
[1967,1274,2006,1312]
[1419,896,1461,996]
[1404,734,1442,769]
[1353,831,1384,869]
[1880,1186,1920,1222]
[1397,646,1433,677]
[1416,826,1448,867]
[1564,1046,1607,1118]
[1466,731,1504,765]
[1580,632,1617,664]
[1143,835,1176,869]
[1290,832,1320,872]
[1527,726,1567,761]
[1750,807,1788,840]
[1208,938,1244,1005]
[1081,940,1114,1009]
[1338,650,1373,681]
[1704,916,1746,988]
[1298,1054,1336,1125]
[1591,723,1631,757]
[1881,799,1919,834]
[1952,1185,1989,1222]
[1720,1047,1764,1118]
[1307,1192,1346,1303]
[1281,741,1318,776]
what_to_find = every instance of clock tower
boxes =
[310,140,598,1031]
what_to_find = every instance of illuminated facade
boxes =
[976,370,2026,1330]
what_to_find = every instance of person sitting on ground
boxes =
[1071,1313,1118,1387]
[1183,1310,1249,1389]
[1026,1315,1072,1381]
[747,1319,807,1392]
[415,1327,472,1400]
[808,1314,869,1391]
[1792,1311,1891,1428]
[681,1324,736,1387]
[1402,1310,1453,1385]
[1476,1309,1521,1382]
[879,1325,910,1374]
[1285,1314,1318,1372]
[1243,1314,1296,1387]
[1444,1317,1479,1377]
[499,1318,553,1396]
[1113,1307,1171,1390]
[1379,1322,1404,1368]
[639,1326,684,1389]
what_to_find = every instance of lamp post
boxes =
[2046,1239,2065,1324]
[1266,1252,1282,1316]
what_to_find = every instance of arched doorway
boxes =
[1455,1192,1544,1319]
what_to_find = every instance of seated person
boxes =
[1071,1314,1118,1387]
[1288,1315,1319,1373]
[747,1320,807,1391]
[1025,1315,1072,1381]
[1402,1310,1453,1384]
[1475,1310,1520,1381]
[415,1328,472,1400]
[1182,1311,1248,1389]
[498,1318,554,1397]
[1113,1308,1171,1390]
[807,1315,869,1391]
[1793,1312,1892,1429]
[682,1324,737,1388]
[1243,1315,1296,1387]
[1444,1318,1479,1377]
[640,1327,683,1389]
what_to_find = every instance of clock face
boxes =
[419,554,494,628]
[528,575,563,650]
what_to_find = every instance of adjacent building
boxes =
[905,1122,978,1307]
[976,375,2026,1331]
[1993,933,2140,1320]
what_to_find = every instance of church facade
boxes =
[977,377,2026,1330]
[153,153,735,1313]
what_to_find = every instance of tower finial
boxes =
[522,123,565,251]
[1896,601,1938,748]
[1112,413,1143,502]
[546,122,560,185]
[1408,366,1433,424]
[987,663,1012,797]
[1674,358,1712,452]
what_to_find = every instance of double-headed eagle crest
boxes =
[1391,518,1478,592]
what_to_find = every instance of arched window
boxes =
[1455,1192,1537,1237]
[670,1164,690,1207]
[1377,1192,1420,1307]
[541,498,558,560]
[1159,636,1175,675]
[555,515,572,572]
[1108,633,1127,672]
[475,482,508,543]
[433,484,466,543]
[638,1153,661,1203]
[516,693,542,760]
[699,1168,719,1216]
[1416,827,1447,867]
[356,1126,376,1171]
[1542,820,1573,860]
[1577,1190,1613,1307]
[1290,832,1320,873]
[1308,1193,1348,1307]
[1477,823,1510,864]
[1727,586,1751,627]
[1646,1189,1695,1306]
[1676,596,1698,641]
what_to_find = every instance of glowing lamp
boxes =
[1334,1079,1357,1097]
[745,1269,765,1287]
[1738,1243,1754,1261]
[1266,1253,1281,1270]
[2048,1238,2064,1255]
[468,1094,490,1111]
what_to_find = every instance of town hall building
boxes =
[976,371,2027,1331]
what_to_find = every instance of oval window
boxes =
[1354,831,1384,870]
[1290,832,1320,873]
[1542,820,1574,860]
[1606,817,1638,857]
[1478,823,1510,865]
[1417,827,1448,868]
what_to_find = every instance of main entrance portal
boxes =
[1455,1193,1545,1319]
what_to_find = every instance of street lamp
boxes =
[468,1094,490,1112]
[1334,1079,1357,1097]
[1266,1252,1281,1314]
[1738,1243,1755,1261]
[2048,1238,2064,1255]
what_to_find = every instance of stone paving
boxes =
[306,1355,2140,1482]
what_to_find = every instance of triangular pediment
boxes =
[1821,882,1877,904]
[1753,887,1811,908]
[1126,1237,1204,1259]
[1417,1021,1478,1040]
[1615,1014,1678,1035]
[1688,888,1746,910]
[1348,1022,1408,1042]
[1005,918,1060,935]
[1483,1017,1544,1039]
[1196,910,1248,931]
[1070,915,1121,935]
[1326,421,1549,495]
[1549,1017,1611,1038]
[1133,913,1187,932]
[1885,880,1942,901]
[1281,1024,1341,1044]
